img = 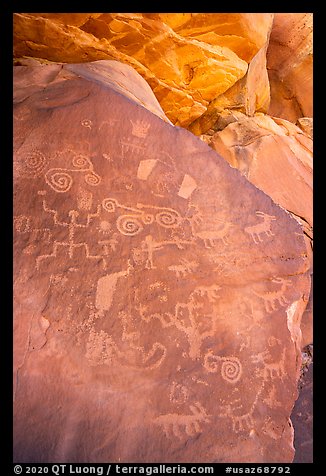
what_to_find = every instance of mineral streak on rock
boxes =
[14,60,310,463]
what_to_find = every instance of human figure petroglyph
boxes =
[44,154,101,193]
[251,348,287,380]
[36,192,104,269]
[168,259,198,278]
[204,350,243,384]
[253,277,292,313]
[244,211,276,244]
[154,402,211,440]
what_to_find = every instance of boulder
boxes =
[13,13,275,128]
[14,60,310,463]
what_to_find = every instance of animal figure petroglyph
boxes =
[219,404,254,433]
[140,235,192,270]
[219,382,265,433]
[244,211,276,244]
[154,402,210,440]
[186,207,234,248]
[194,222,235,248]
[193,284,221,302]
[253,277,292,313]
[251,348,287,380]
[168,259,198,278]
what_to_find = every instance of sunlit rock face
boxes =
[267,13,313,123]
[13,60,310,463]
[13,13,276,128]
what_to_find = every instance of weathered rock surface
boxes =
[267,13,313,123]
[207,114,313,246]
[188,32,272,136]
[206,113,313,349]
[292,362,313,462]
[14,60,310,463]
[13,13,277,128]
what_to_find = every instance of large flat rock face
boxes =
[14,61,310,463]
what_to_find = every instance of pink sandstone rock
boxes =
[14,60,310,463]
[206,113,313,350]
[267,13,313,123]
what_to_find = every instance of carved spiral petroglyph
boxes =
[84,172,101,186]
[204,351,243,384]
[23,151,46,177]
[45,171,73,193]
[221,357,243,384]
[102,198,118,213]
[155,210,181,228]
[72,155,91,169]
[116,215,143,236]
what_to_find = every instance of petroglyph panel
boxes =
[13,61,311,464]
